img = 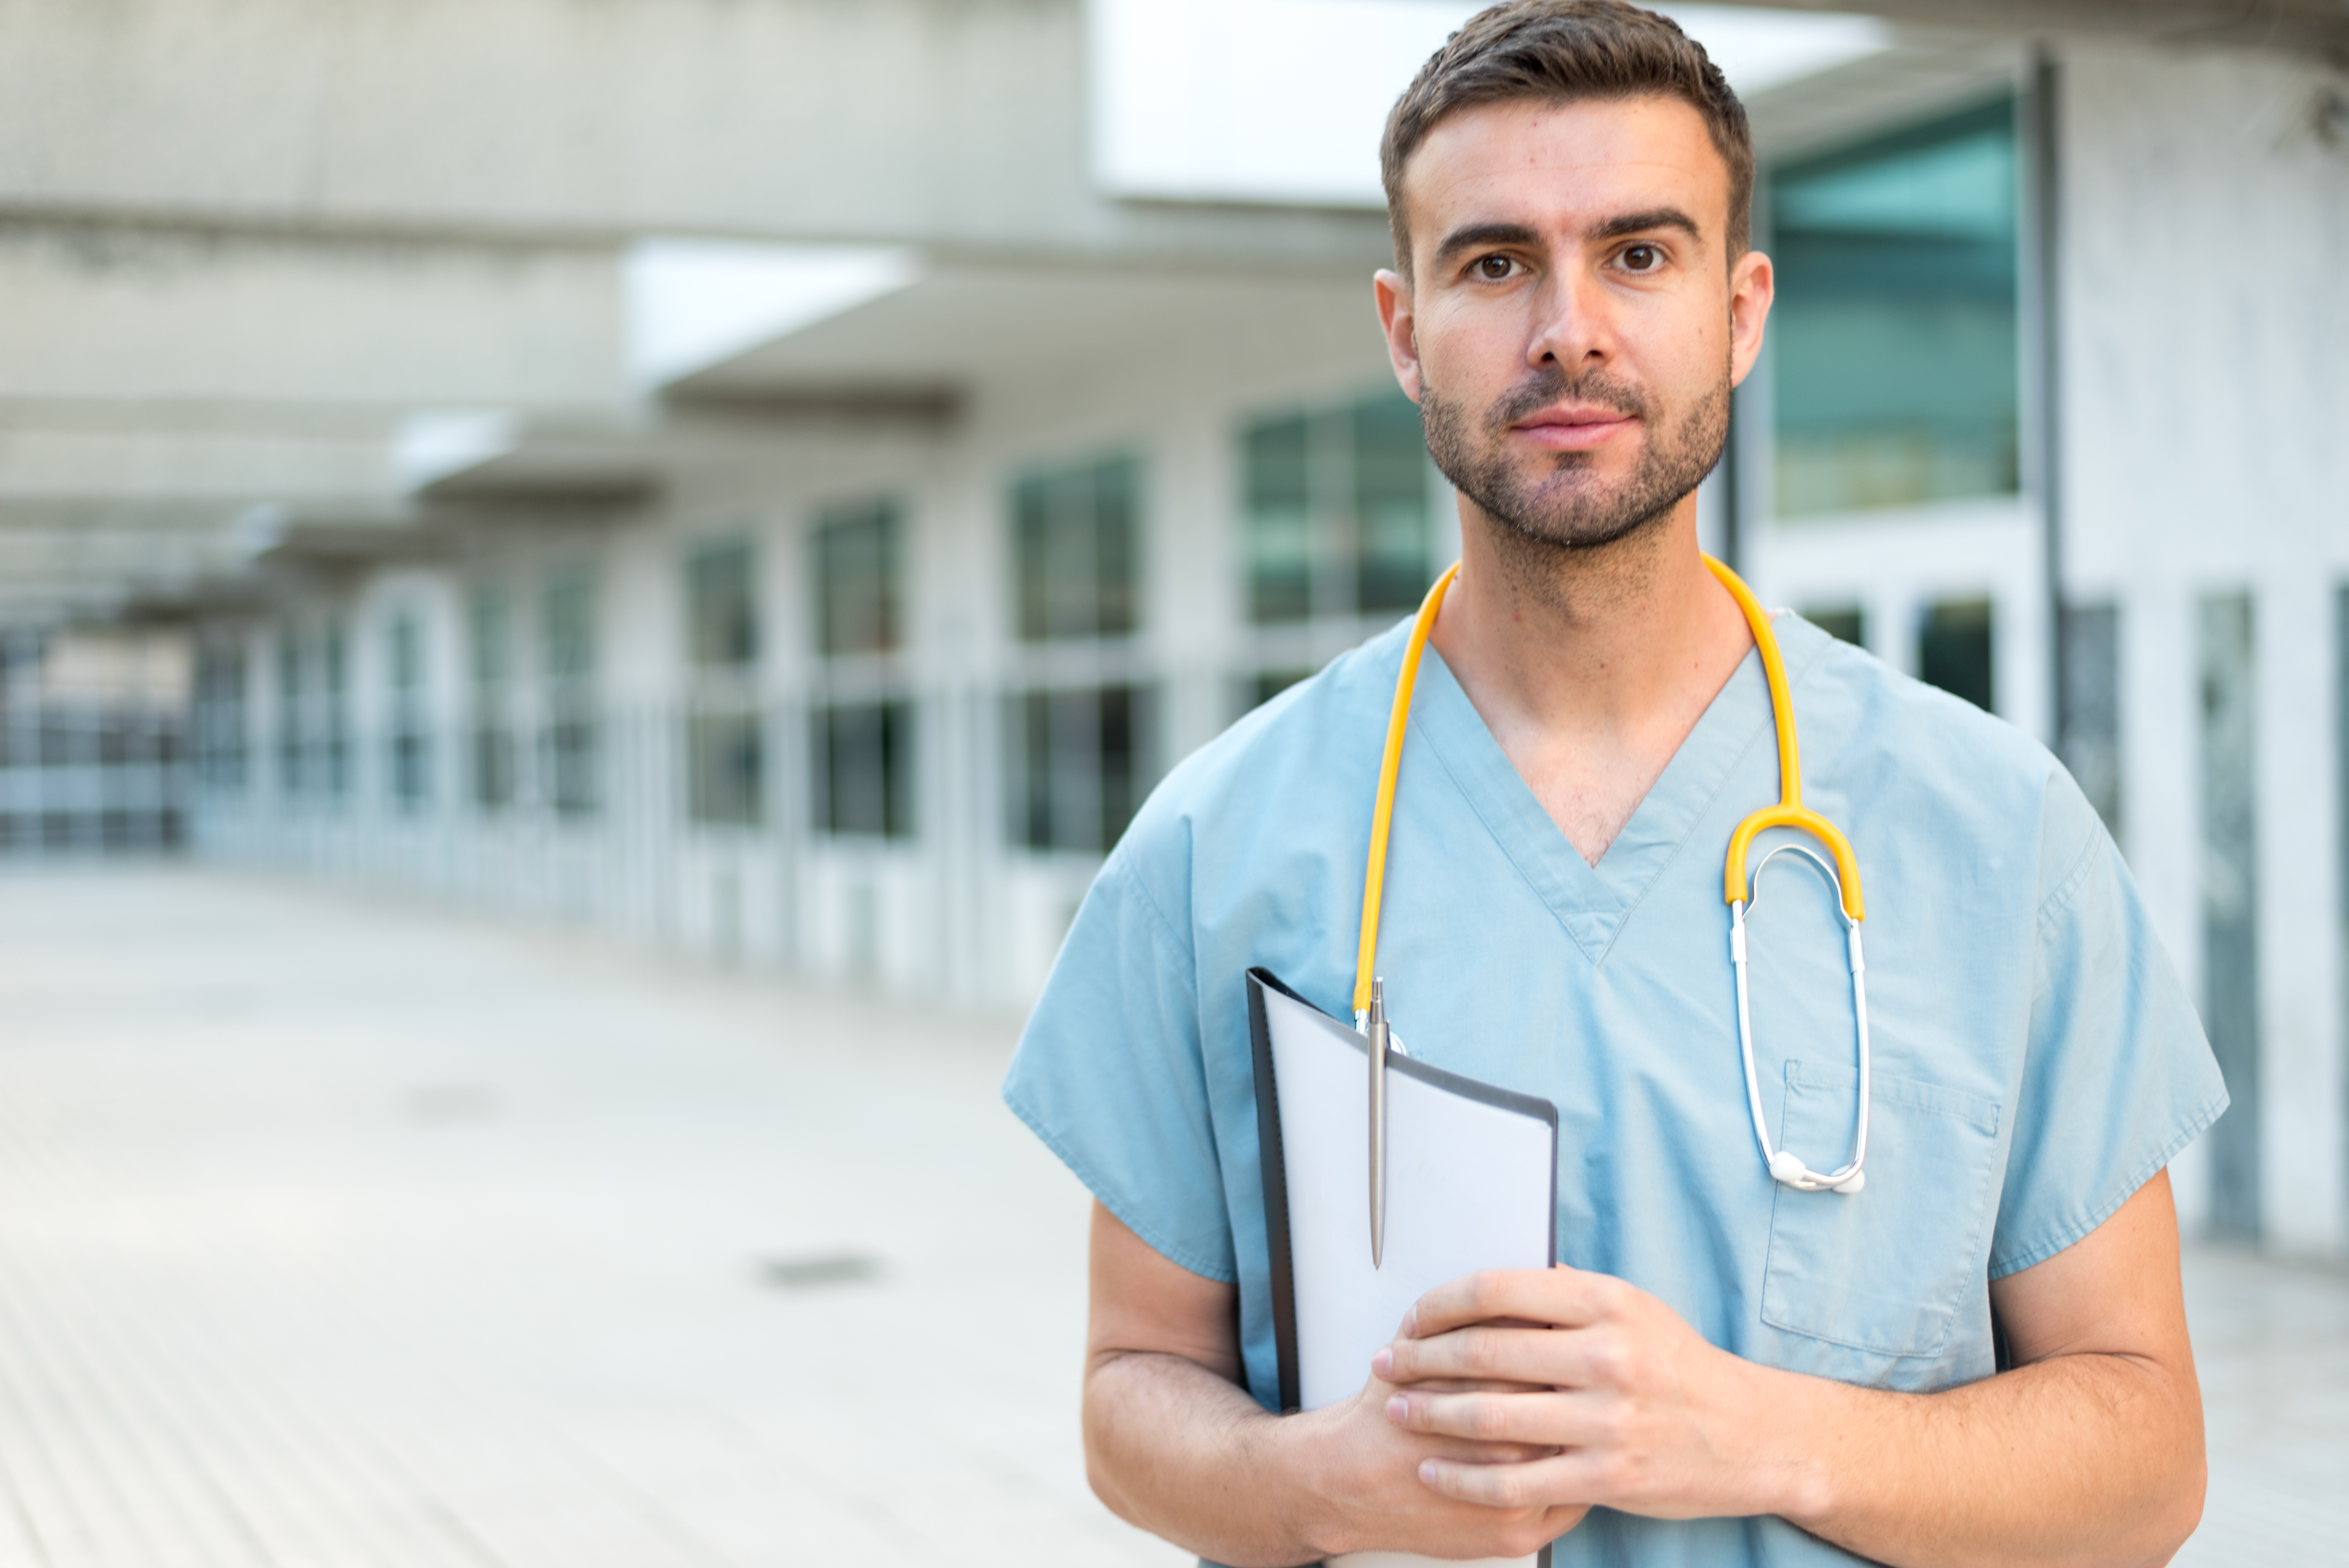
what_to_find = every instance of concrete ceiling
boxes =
[666,261,1385,406]
[6,0,2338,638]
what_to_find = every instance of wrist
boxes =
[1729,1360,1841,1528]
[1265,1403,1358,1560]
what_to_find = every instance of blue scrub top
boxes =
[1003,610,2226,1568]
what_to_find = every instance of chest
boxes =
[1494,720,1695,868]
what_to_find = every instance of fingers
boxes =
[1381,1306,1660,1395]
[1350,1369,1555,1465]
[1387,1386,1619,1450]
[1422,1433,1563,1465]
[1403,1265,1625,1339]
[1379,1322,1611,1391]
[1417,1451,1609,1511]
[1408,1375,1555,1396]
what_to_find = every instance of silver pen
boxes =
[1368,976,1388,1268]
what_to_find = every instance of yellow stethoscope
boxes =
[1353,555,1872,1263]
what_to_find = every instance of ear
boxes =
[1728,248,1774,389]
[1374,269,1425,403]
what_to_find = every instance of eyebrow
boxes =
[1430,207,1705,267]
[1430,221,1541,266]
[1588,207,1702,244]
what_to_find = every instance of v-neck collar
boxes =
[1404,618,1832,968]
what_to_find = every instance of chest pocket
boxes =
[1760,1062,2002,1360]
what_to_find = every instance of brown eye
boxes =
[1622,244,1661,271]
[1476,254,1513,280]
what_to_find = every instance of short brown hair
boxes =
[1379,0,1754,275]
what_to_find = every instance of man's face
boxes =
[1376,95,1771,553]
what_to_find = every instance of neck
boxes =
[1427,489,1752,864]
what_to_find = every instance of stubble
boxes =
[1419,362,1732,577]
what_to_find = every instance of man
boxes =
[1003,4,2226,1564]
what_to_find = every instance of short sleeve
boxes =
[1987,780,2230,1278]
[1001,850,1237,1283]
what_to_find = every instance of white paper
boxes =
[1260,981,1556,1568]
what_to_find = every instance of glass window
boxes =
[683,544,758,829]
[811,497,914,841]
[1244,417,1312,623]
[2057,602,2121,834]
[1802,605,1866,647]
[1244,668,1313,711]
[1769,98,2019,517]
[816,700,914,839]
[544,568,596,687]
[1243,388,1433,625]
[688,709,764,827]
[469,587,516,811]
[688,539,759,669]
[2198,590,2260,1238]
[1014,455,1139,642]
[1916,597,1994,712]
[276,633,304,794]
[1007,456,1150,852]
[814,499,902,657]
[387,611,429,809]
[471,587,512,689]
[1012,684,1153,854]
[1353,392,1434,613]
[195,638,248,790]
[322,621,349,797]
[542,567,598,817]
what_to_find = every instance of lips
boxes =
[1509,406,1639,451]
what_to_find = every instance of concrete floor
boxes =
[0,866,2339,1567]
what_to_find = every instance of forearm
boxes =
[1083,1350,1324,1568]
[1770,1351,2204,1568]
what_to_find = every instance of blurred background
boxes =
[0,0,2344,1563]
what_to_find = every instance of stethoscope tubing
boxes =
[1355,554,1875,1198]
[1732,844,1871,1194]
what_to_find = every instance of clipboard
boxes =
[1248,968,1559,1568]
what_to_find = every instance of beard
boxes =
[1420,362,1730,554]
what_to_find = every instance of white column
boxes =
[2258,574,2344,1255]
[2126,581,2211,1230]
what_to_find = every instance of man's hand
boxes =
[1370,1172,2204,1568]
[1082,1201,1584,1566]
[1274,1361,1586,1560]
[1376,1266,1803,1520]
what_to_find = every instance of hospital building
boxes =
[4,0,2345,1256]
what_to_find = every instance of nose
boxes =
[1526,266,1614,372]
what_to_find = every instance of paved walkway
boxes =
[0,868,2340,1566]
